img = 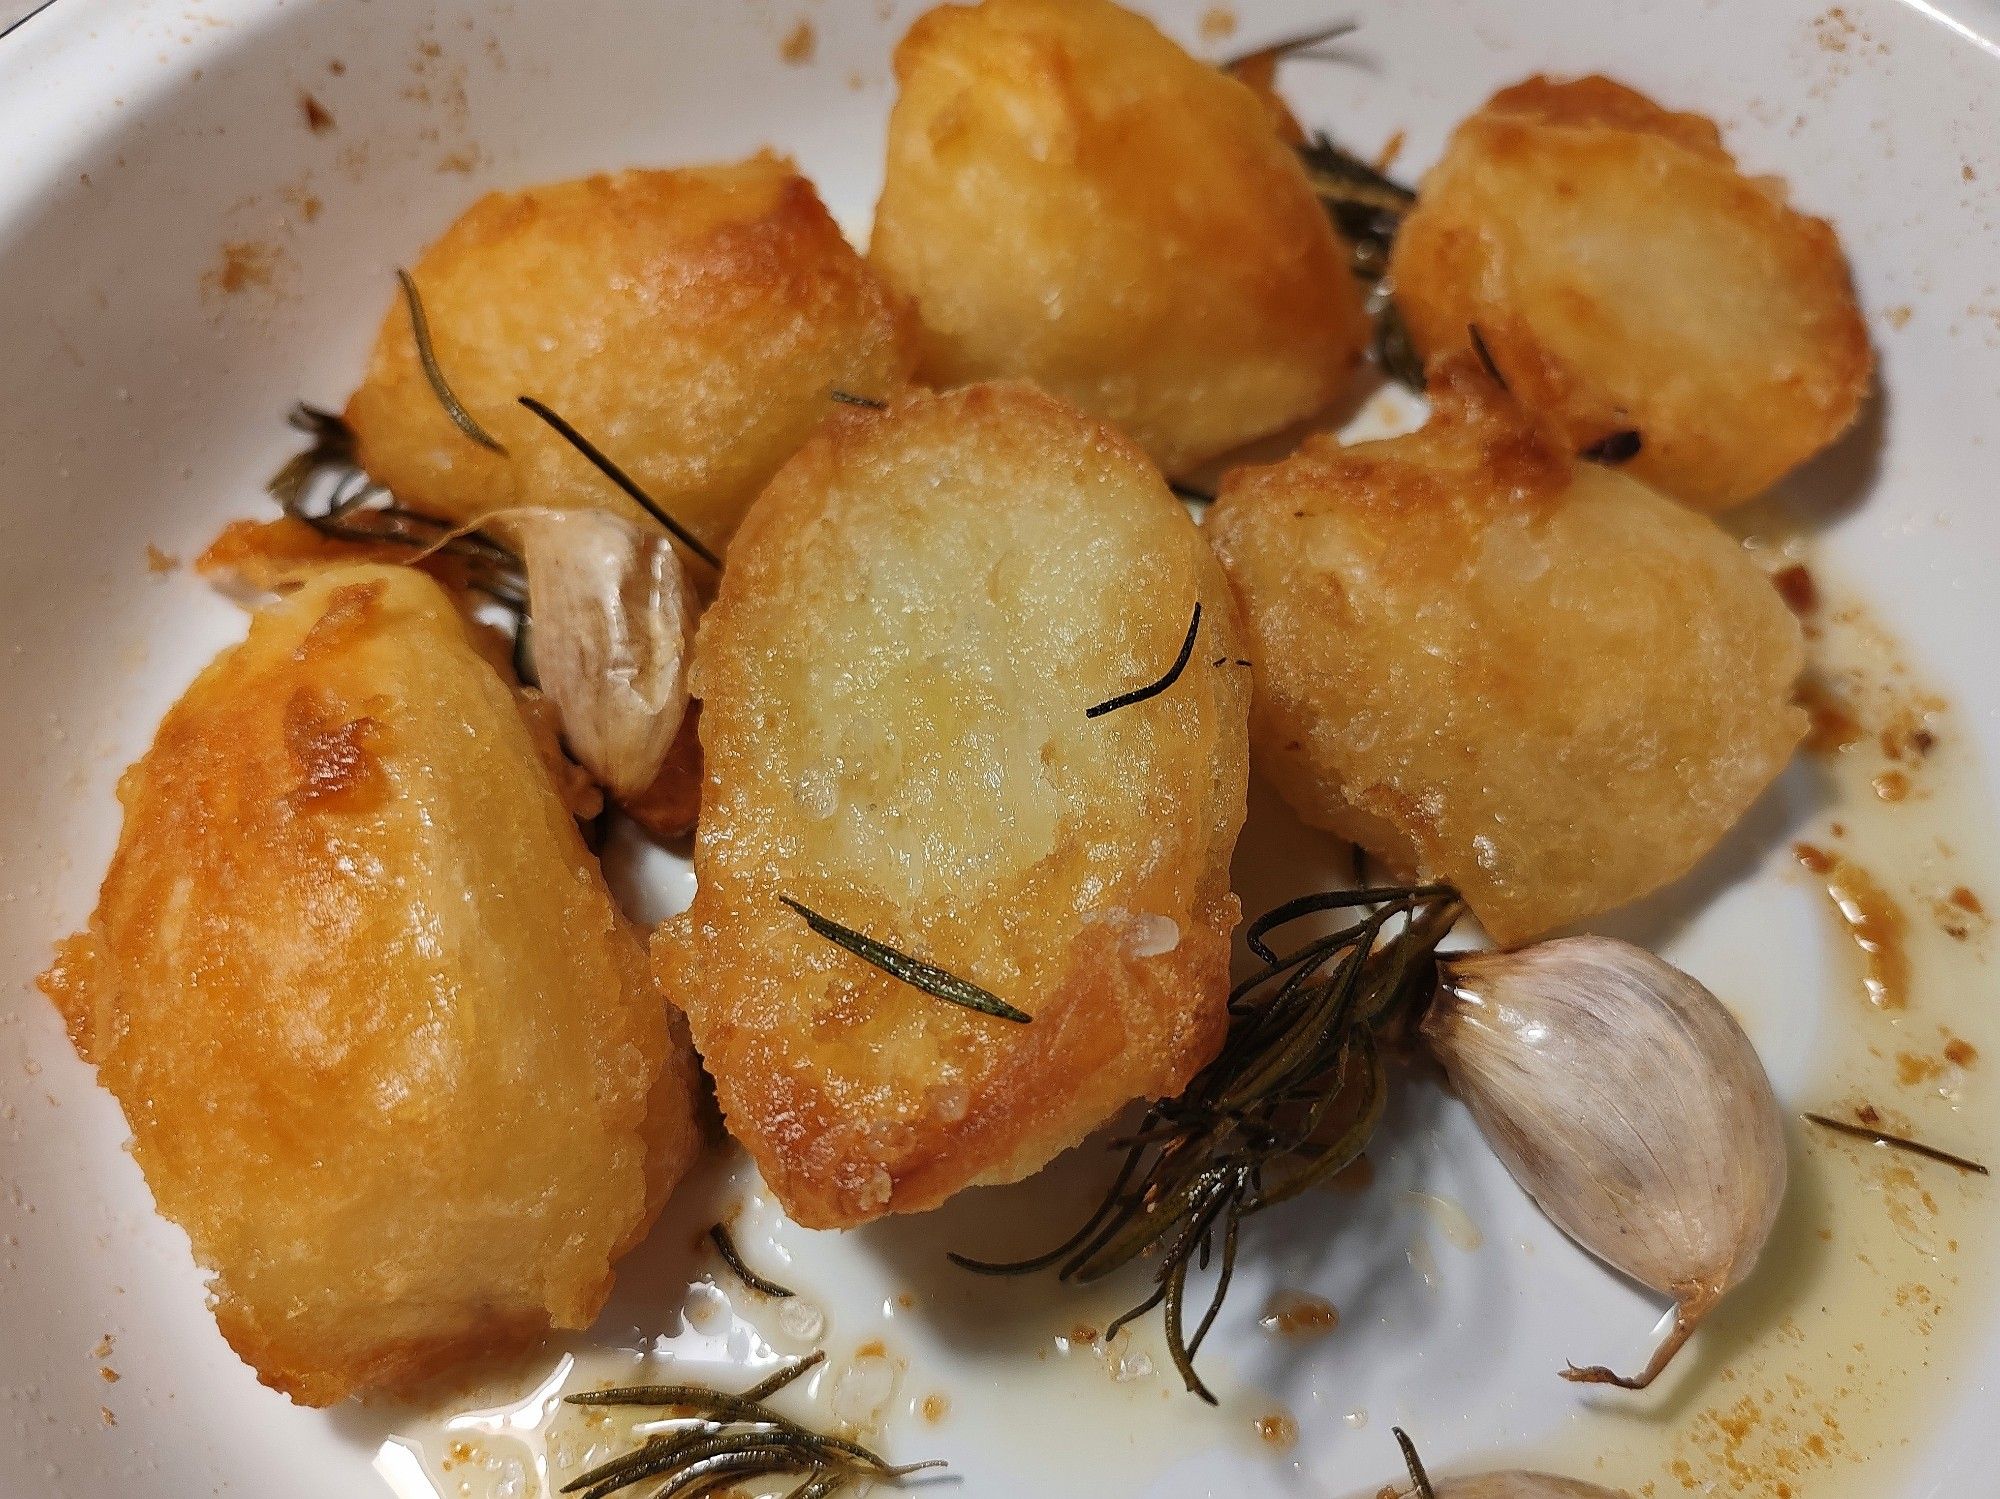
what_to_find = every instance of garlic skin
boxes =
[1421,935,1787,1389]
[511,509,698,800]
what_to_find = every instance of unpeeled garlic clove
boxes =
[1420,935,1787,1390]
[509,508,698,801]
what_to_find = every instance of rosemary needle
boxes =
[707,1222,797,1298]
[828,388,888,410]
[1393,1427,1438,1499]
[515,395,723,570]
[1804,1112,1989,1176]
[396,269,508,453]
[1086,602,1201,719]
[780,896,1032,1024]
[1467,323,1509,390]
[1581,428,1644,464]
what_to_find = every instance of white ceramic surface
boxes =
[2,2,1997,1496]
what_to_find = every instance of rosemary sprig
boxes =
[561,1354,943,1499]
[1805,1112,1990,1176]
[396,269,508,453]
[780,896,1032,1024]
[1295,130,1416,285]
[1086,602,1202,719]
[265,405,527,610]
[708,1222,797,1298]
[516,396,723,570]
[952,882,1463,1401]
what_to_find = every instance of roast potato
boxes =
[40,566,701,1405]
[1208,356,1807,946]
[869,0,1368,477]
[1389,75,1871,510]
[655,382,1251,1227]
[345,154,917,552]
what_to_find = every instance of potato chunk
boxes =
[345,154,917,551]
[1208,358,1807,946]
[1389,75,1871,510]
[40,566,701,1406]
[656,383,1250,1227]
[869,0,1368,477]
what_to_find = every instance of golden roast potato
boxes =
[1390,75,1871,510]
[1208,356,1807,946]
[40,566,701,1405]
[345,153,917,552]
[869,0,1368,477]
[656,382,1251,1227]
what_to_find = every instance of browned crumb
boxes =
[1855,1102,1883,1126]
[1375,129,1407,173]
[1944,1037,1979,1068]
[780,18,816,65]
[1772,563,1819,615]
[328,58,347,76]
[1884,305,1913,330]
[144,544,179,575]
[1797,678,1862,754]
[920,1393,950,1423]
[100,1407,117,1427]
[855,1338,888,1359]
[1897,1052,1943,1087]
[299,91,335,133]
[1950,886,1984,914]
[91,1334,115,1359]
[204,240,279,296]
[1199,5,1238,41]
[98,1366,120,1383]
[436,149,480,175]
[1069,1323,1099,1345]
[1964,164,1978,182]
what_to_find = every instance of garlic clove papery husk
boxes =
[1419,935,1787,1390]
[509,508,699,802]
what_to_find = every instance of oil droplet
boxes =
[1255,1409,1299,1450]
[1795,843,1911,1008]
[1406,1235,1441,1292]
[1258,1290,1339,1339]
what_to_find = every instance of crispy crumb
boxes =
[99,1366,120,1383]
[100,1406,116,1427]
[780,18,816,65]
[1199,5,1237,41]
[145,544,179,575]
[204,240,279,296]
[1884,305,1912,330]
[1944,1037,1978,1067]
[1772,563,1819,614]
[91,1334,114,1359]
[1872,769,1909,802]
[299,91,335,133]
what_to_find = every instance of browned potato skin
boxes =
[40,566,701,1406]
[656,382,1250,1228]
[345,154,918,552]
[869,0,1368,477]
[1209,357,1807,947]
[1390,75,1872,511]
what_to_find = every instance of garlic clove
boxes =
[508,508,699,801]
[1421,935,1787,1390]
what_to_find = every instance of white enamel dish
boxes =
[2,2,1998,1496]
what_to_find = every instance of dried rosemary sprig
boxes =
[708,1222,798,1298]
[562,1353,944,1499]
[265,405,527,610]
[780,896,1032,1024]
[396,269,508,453]
[1086,602,1202,719]
[952,882,1463,1401]
[1805,1111,1990,1176]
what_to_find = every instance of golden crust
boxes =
[869,0,1368,477]
[1208,358,1807,946]
[345,155,918,551]
[1389,75,1872,510]
[655,382,1250,1227]
[41,567,701,1405]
